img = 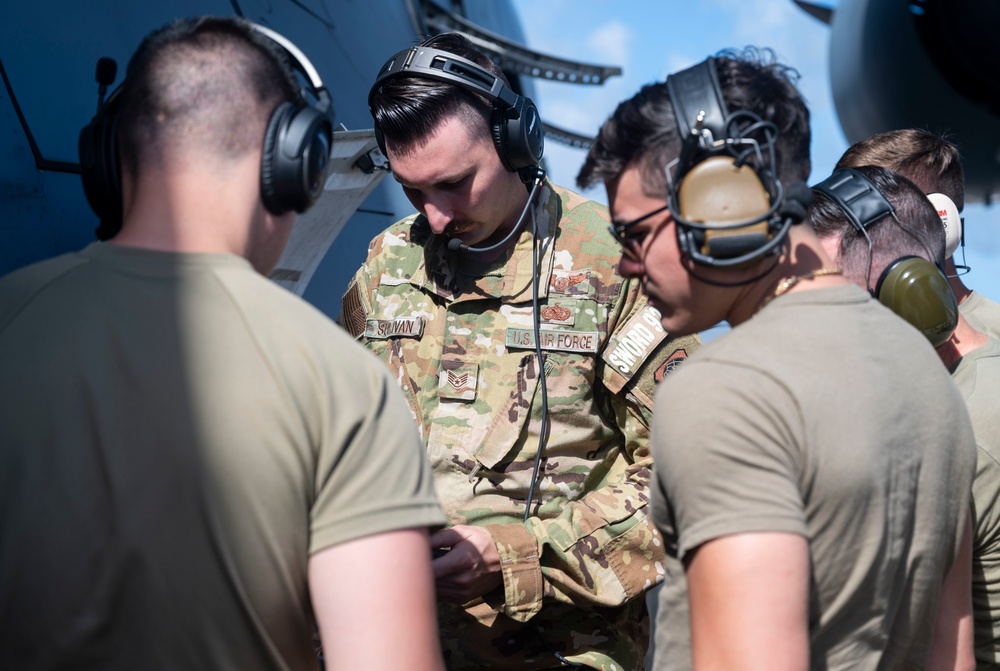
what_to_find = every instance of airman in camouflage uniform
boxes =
[344,31,700,670]
[342,178,698,669]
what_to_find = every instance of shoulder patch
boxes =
[653,348,690,382]
[341,283,366,339]
[602,305,667,379]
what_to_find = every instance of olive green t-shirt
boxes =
[0,243,444,670]
[961,290,1000,341]
[650,285,975,671]
[951,335,1000,666]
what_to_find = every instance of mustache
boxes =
[444,220,475,237]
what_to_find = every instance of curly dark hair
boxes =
[577,46,811,196]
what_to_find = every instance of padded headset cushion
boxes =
[78,85,124,239]
[490,100,544,174]
[490,105,513,172]
[260,102,295,215]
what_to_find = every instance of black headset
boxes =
[666,57,810,268]
[78,22,335,241]
[813,168,959,348]
[367,45,544,182]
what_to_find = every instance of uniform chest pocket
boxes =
[428,353,542,471]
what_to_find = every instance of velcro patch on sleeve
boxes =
[601,305,667,382]
[364,316,424,339]
[341,283,367,339]
[506,328,600,354]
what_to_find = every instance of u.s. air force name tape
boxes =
[364,316,424,339]
[603,305,666,376]
[506,328,600,353]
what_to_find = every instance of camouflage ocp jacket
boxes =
[341,181,700,671]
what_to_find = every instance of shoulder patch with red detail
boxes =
[654,349,689,382]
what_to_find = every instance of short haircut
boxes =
[369,32,508,155]
[810,165,946,289]
[577,47,811,195]
[835,129,966,212]
[117,16,301,177]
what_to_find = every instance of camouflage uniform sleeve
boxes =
[338,239,380,340]
[485,278,701,621]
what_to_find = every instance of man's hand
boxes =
[430,525,503,604]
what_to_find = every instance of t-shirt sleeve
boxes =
[308,338,445,555]
[651,360,808,562]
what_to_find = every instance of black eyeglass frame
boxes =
[608,203,671,261]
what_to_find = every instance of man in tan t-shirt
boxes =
[0,17,445,671]
[835,128,1000,339]
[577,50,976,670]
[814,161,1000,667]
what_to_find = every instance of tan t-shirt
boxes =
[951,335,1000,665]
[650,285,975,671]
[961,290,1000,341]
[0,243,444,670]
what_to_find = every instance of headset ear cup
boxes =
[926,192,962,258]
[490,105,513,172]
[79,85,124,239]
[876,256,959,348]
[502,98,544,173]
[676,156,773,260]
[261,102,332,215]
[260,102,294,215]
[374,123,388,160]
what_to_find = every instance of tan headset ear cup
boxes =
[876,256,958,348]
[678,156,771,223]
[926,192,962,258]
[678,156,773,253]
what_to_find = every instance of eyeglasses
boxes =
[608,203,671,262]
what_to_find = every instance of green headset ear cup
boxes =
[876,256,959,348]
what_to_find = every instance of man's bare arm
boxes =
[928,511,975,671]
[686,531,810,671]
[309,528,445,671]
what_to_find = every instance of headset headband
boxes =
[812,169,894,233]
[368,46,521,114]
[664,56,801,269]
[250,23,324,92]
[367,43,543,178]
[667,57,728,150]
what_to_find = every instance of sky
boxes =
[509,0,1000,317]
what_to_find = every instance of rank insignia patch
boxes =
[438,361,478,401]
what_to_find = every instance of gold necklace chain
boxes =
[759,267,843,310]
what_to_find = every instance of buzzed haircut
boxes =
[369,32,507,156]
[810,165,946,289]
[116,16,301,176]
[577,46,811,196]
[836,129,966,212]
